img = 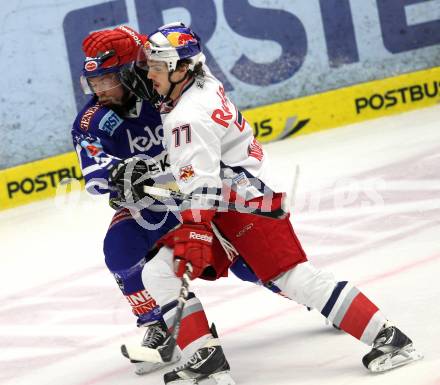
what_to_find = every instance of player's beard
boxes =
[97,88,133,115]
[111,94,138,117]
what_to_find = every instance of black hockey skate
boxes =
[164,324,235,385]
[121,319,181,375]
[362,326,423,373]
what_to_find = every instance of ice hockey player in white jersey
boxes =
[122,23,422,384]
[75,25,316,379]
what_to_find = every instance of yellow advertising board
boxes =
[0,152,84,211]
[1,66,439,211]
[246,66,440,143]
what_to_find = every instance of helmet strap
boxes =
[165,70,190,101]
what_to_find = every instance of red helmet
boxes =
[80,26,147,94]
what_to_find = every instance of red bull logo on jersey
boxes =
[179,164,195,182]
[166,32,197,47]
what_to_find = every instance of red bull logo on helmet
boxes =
[84,60,98,72]
[166,32,197,47]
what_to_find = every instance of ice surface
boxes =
[1,105,439,385]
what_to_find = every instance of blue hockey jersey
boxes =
[71,97,180,228]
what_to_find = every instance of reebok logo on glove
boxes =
[189,231,213,243]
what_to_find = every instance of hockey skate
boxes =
[163,324,235,385]
[121,320,181,375]
[362,326,423,373]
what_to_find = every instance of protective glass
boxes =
[80,72,123,95]
[136,46,172,73]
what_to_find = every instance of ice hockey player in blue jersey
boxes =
[72,25,289,377]
[72,26,184,374]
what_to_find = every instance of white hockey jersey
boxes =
[161,67,275,201]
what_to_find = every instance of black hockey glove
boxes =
[108,157,154,210]
[120,64,162,109]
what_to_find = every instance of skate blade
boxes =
[134,360,167,375]
[368,345,424,373]
[168,371,236,385]
[209,371,236,385]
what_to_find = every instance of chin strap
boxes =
[164,70,191,103]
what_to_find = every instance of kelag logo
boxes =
[64,0,440,112]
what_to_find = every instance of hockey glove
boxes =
[108,157,153,209]
[82,25,147,67]
[158,209,216,279]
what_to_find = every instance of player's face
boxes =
[146,60,171,96]
[87,73,126,106]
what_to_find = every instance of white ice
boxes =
[1,105,439,385]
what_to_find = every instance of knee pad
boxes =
[273,262,336,310]
[142,246,182,306]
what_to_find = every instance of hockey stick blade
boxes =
[121,343,165,363]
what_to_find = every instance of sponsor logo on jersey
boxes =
[126,125,163,153]
[189,231,213,243]
[80,103,101,131]
[233,172,251,187]
[179,164,195,182]
[98,110,123,136]
[125,289,158,316]
[80,139,103,158]
[143,152,171,176]
[248,138,264,161]
[236,223,254,238]
[84,60,98,72]
[211,85,233,128]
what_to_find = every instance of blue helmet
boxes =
[80,50,127,95]
[142,22,205,72]
[82,50,121,77]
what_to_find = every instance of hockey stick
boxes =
[159,262,192,362]
[282,164,300,212]
[143,185,286,218]
[120,263,192,364]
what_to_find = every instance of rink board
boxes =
[1,66,439,211]
[0,153,84,211]
[251,65,440,142]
